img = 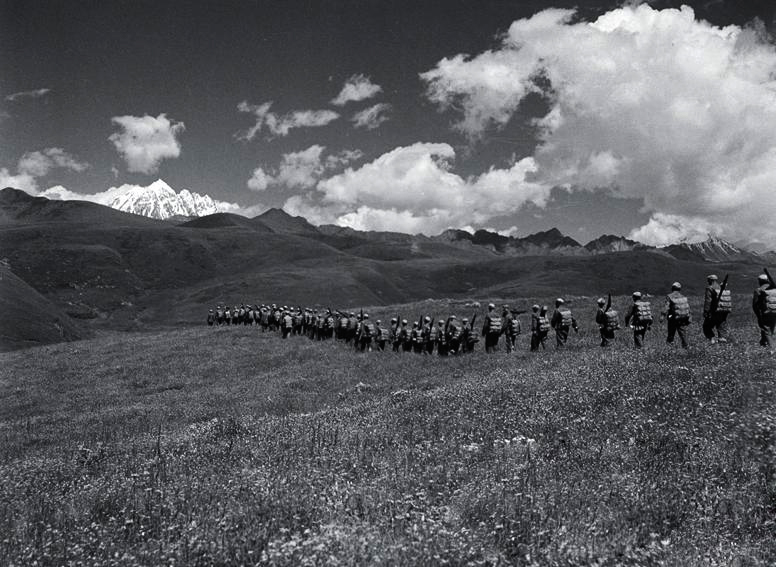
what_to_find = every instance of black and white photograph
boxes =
[1,0,775,564]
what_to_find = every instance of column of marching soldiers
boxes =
[205,270,776,352]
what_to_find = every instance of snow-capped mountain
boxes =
[108,179,218,219]
[664,235,758,263]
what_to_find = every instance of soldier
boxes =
[595,298,617,347]
[409,321,424,353]
[391,318,402,352]
[624,292,653,348]
[400,319,412,352]
[425,317,438,355]
[481,303,503,353]
[436,320,448,356]
[281,310,293,339]
[504,307,521,353]
[375,319,387,351]
[462,317,479,353]
[360,313,376,352]
[660,282,691,349]
[550,298,578,348]
[447,315,463,354]
[207,309,215,326]
[702,274,731,344]
[753,273,776,350]
[530,305,550,351]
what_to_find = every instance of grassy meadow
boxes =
[1,296,775,565]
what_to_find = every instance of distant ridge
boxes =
[664,235,760,263]
[254,208,319,235]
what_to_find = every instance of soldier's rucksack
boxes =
[604,310,620,331]
[634,301,653,325]
[716,289,732,313]
[325,316,335,329]
[449,321,463,340]
[538,316,551,333]
[669,295,691,323]
[508,317,521,334]
[282,314,293,328]
[488,315,502,333]
[428,325,438,340]
[363,322,376,338]
[293,313,303,326]
[761,288,776,315]
[559,309,573,327]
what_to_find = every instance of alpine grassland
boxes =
[1,296,775,565]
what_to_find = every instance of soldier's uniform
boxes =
[550,298,577,348]
[425,318,438,355]
[446,316,463,354]
[595,298,615,347]
[436,321,448,356]
[375,320,387,351]
[481,303,502,353]
[702,274,730,343]
[624,292,652,348]
[530,305,548,351]
[753,274,776,349]
[207,309,215,326]
[661,282,691,349]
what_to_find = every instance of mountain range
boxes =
[106,179,219,219]
[1,185,774,350]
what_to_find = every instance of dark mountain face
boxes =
[585,234,647,254]
[0,186,770,350]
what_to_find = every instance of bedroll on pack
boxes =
[560,309,573,327]
[509,318,521,334]
[635,301,653,324]
[282,315,293,328]
[488,316,502,333]
[449,322,463,340]
[670,296,691,322]
[364,322,376,338]
[538,316,551,333]
[604,310,620,331]
[762,288,776,314]
[716,289,732,313]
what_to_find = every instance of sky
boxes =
[2,0,776,246]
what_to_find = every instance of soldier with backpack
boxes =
[436,320,448,356]
[595,297,619,347]
[550,298,578,348]
[281,310,294,339]
[530,305,550,351]
[753,273,776,350]
[660,282,691,349]
[624,291,653,348]
[504,307,522,353]
[703,274,731,344]
[481,303,503,353]
[359,313,377,352]
[207,309,215,326]
[447,315,463,354]
[375,319,387,351]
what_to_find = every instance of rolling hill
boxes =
[1,186,773,350]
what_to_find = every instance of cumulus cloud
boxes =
[236,101,339,140]
[421,5,776,245]
[352,103,392,130]
[109,114,185,174]
[247,145,362,191]
[331,74,383,106]
[5,88,51,101]
[0,148,89,193]
[283,142,550,234]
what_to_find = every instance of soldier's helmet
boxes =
[462,317,469,323]
[364,313,369,319]
[424,316,431,322]
[532,304,540,311]
[438,321,444,325]
[556,298,564,304]
[391,317,397,322]
[758,274,768,283]
[707,274,718,281]
[209,309,213,312]
[450,315,457,319]
[672,282,682,290]
[488,303,495,309]
[596,298,606,305]
[376,319,381,324]
[401,319,408,324]
[632,291,642,299]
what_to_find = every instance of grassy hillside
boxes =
[1,298,774,565]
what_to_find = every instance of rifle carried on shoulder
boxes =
[710,274,729,313]
[605,293,612,312]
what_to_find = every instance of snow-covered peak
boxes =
[107,179,218,219]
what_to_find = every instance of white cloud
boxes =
[248,146,362,191]
[18,148,88,177]
[0,148,89,193]
[109,114,185,174]
[352,103,392,130]
[5,88,51,102]
[236,101,339,140]
[283,142,550,234]
[628,213,714,247]
[331,75,383,106]
[420,4,776,246]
